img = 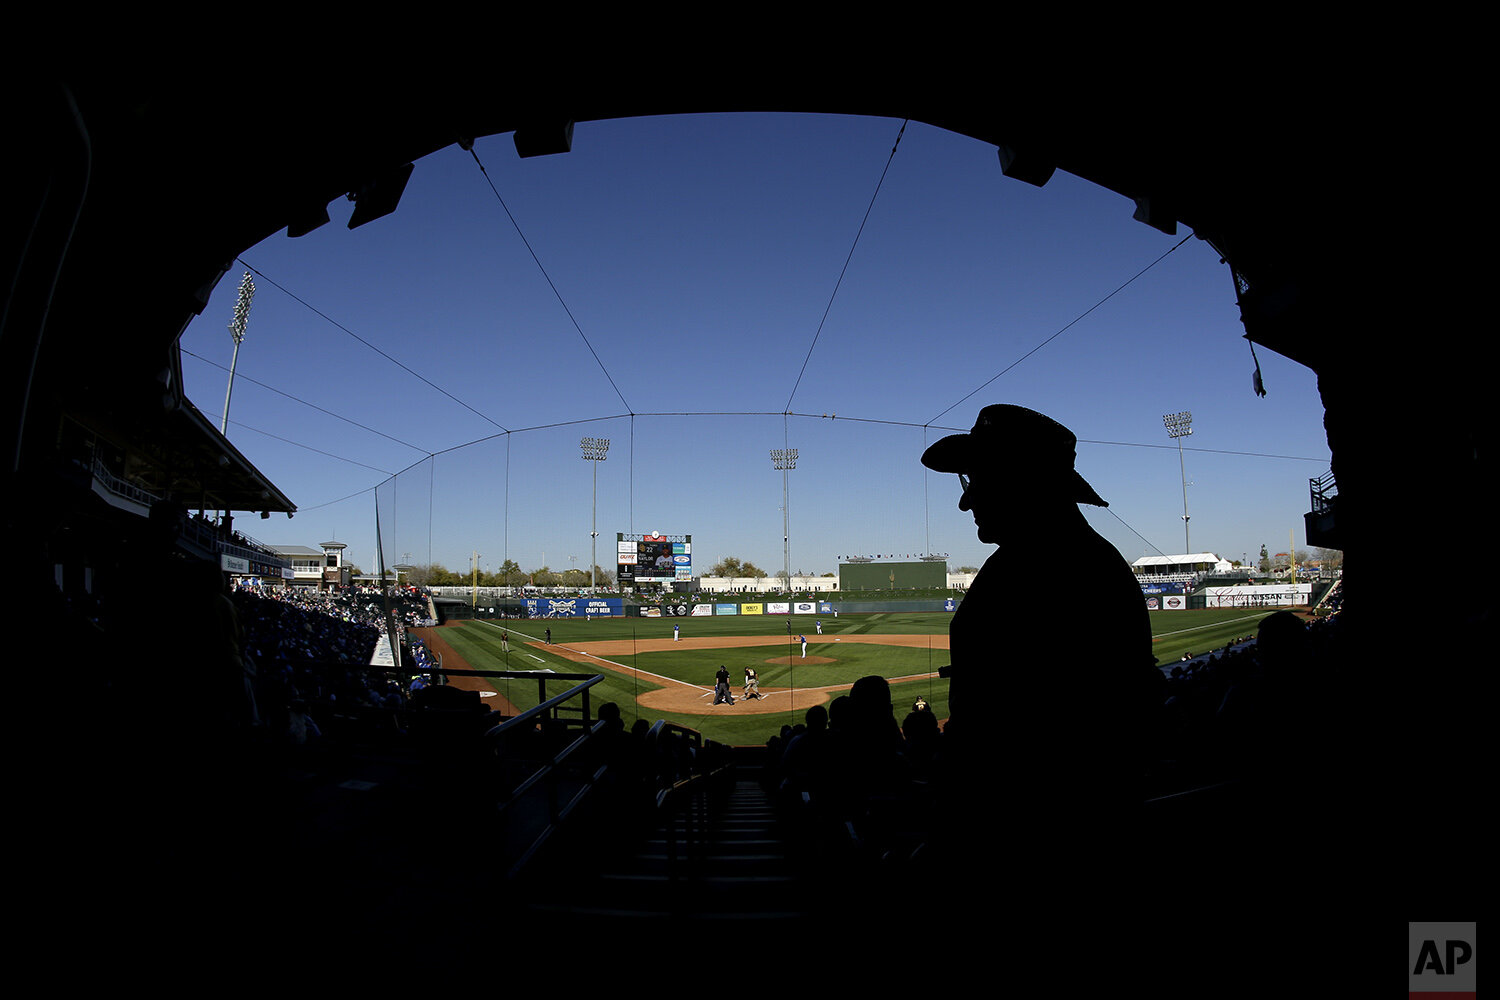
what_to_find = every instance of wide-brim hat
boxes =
[921,404,1108,507]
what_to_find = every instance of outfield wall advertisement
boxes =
[523,597,622,617]
[618,598,962,616]
[1204,584,1310,607]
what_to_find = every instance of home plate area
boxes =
[541,633,947,715]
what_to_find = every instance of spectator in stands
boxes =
[779,703,842,813]
[920,404,1159,848]
[901,705,942,779]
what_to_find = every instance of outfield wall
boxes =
[630,598,959,616]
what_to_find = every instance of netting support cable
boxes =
[927,231,1195,426]
[182,348,433,455]
[465,146,633,415]
[784,118,908,412]
[234,258,510,432]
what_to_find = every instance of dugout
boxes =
[839,560,946,591]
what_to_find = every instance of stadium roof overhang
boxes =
[23,80,1356,419]
[63,385,295,515]
[8,78,1475,604]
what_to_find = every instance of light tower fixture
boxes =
[770,448,798,589]
[1162,410,1193,555]
[220,270,255,435]
[581,436,610,590]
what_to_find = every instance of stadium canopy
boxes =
[1132,554,1231,568]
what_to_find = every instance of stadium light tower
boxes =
[220,270,255,435]
[581,436,610,589]
[770,448,798,588]
[1162,410,1193,555]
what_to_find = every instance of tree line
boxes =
[399,561,617,588]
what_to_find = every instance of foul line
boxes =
[1154,613,1267,640]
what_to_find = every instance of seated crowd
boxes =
[757,599,1347,880]
[94,549,1347,888]
[224,582,722,823]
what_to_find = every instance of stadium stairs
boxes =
[517,751,810,925]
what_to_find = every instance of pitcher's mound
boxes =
[764,655,835,665]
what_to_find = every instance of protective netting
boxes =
[372,411,958,589]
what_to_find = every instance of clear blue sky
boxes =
[178,112,1330,579]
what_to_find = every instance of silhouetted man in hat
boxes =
[922,404,1157,818]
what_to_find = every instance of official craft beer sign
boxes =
[1409,922,1475,999]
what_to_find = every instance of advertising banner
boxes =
[220,554,249,574]
[819,602,833,613]
[522,597,622,618]
[1140,581,1186,595]
[660,602,691,617]
[1146,596,1160,610]
[641,607,662,617]
[1161,595,1186,610]
[766,602,790,615]
[691,604,713,616]
[1204,584,1309,607]
[742,603,764,615]
[794,601,816,614]
[715,603,739,615]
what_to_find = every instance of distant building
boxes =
[269,541,350,591]
[1131,553,1234,582]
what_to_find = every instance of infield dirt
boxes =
[530,633,947,715]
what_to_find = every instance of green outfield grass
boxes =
[426,606,1284,746]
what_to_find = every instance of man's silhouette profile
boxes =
[922,404,1156,813]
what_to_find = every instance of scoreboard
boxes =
[618,532,692,585]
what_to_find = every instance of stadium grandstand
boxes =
[9,81,1481,985]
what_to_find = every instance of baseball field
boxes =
[411,606,1287,746]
